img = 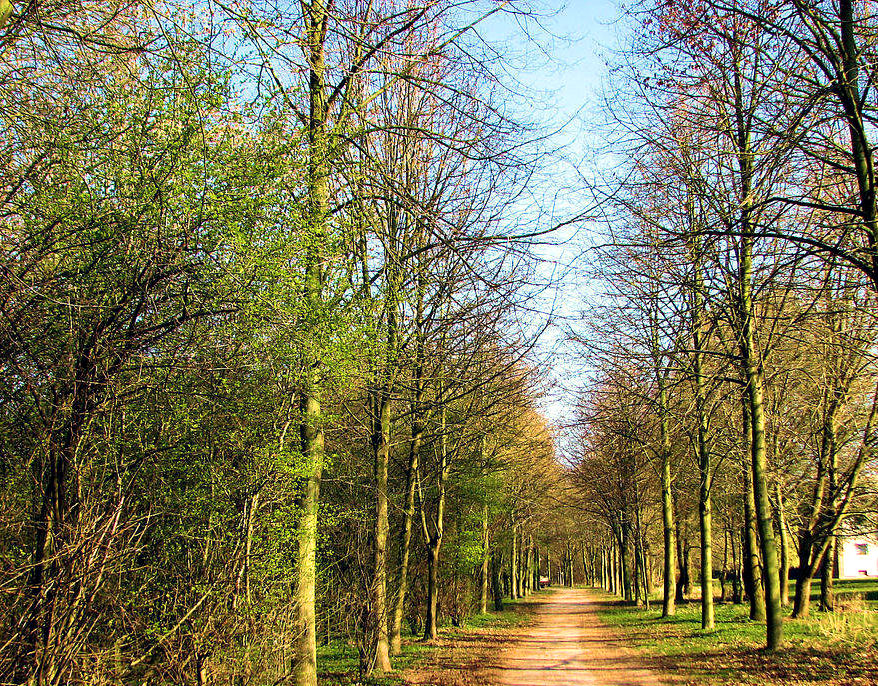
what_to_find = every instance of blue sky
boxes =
[478,2,626,433]
[477,1,623,142]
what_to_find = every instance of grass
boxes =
[594,588,878,686]
[800,578,878,605]
[318,639,431,686]
[317,597,535,685]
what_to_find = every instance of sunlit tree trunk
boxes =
[740,230,783,649]
[371,385,392,672]
[480,501,489,613]
[294,3,330,682]
[390,241,426,654]
[658,375,676,617]
[689,229,714,631]
[423,406,448,641]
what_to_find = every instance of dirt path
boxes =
[483,587,667,686]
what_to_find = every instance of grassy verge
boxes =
[318,596,537,686]
[593,589,878,686]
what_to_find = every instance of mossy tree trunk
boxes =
[294,3,329,683]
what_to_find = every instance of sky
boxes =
[478,2,626,435]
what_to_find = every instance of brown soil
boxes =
[482,587,667,686]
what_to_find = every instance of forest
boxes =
[1,1,878,685]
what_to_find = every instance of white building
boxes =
[839,534,878,578]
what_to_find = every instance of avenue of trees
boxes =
[0,2,589,684]
[9,0,878,682]
[571,0,878,653]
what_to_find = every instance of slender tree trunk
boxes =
[423,407,449,641]
[510,522,518,599]
[389,434,418,654]
[661,439,676,616]
[655,352,676,616]
[740,234,783,648]
[371,389,392,672]
[673,494,689,603]
[720,528,729,603]
[775,481,790,607]
[689,227,714,630]
[612,542,618,593]
[821,538,836,612]
[733,53,783,648]
[731,522,743,604]
[491,549,504,611]
[697,431,714,629]
[526,542,532,593]
[294,4,330,683]
[601,547,608,590]
[390,242,426,654]
[822,412,839,612]
[620,524,633,602]
[480,502,489,613]
[581,544,589,587]
[534,544,541,590]
[527,540,535,594]
[741,396,765,620]
[837,0,878,282]
[294,393,323,686]
[424,543,440,640]
[612,538,619,595]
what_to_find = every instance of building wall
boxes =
[839,535,878,578]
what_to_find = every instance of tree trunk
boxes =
[480,502,489,614]
[510,522,518,599]
[792,555,815,619]
[742,394,765,620]
[491,549,504,611]
[294,2,330,682]
[581,544,589,587]
[775,481,790,606]
[690,220,715,631]
[821,409,840,613]
[620,525,633,602]
[733,49,783,647]
[656,364,676,617]
[390,249,426,654]
[661,443,676,616]
[601,547,608,589]
[611,539,619,595]
[741,238,783,648]
[424,542,441,640]
[294,392,323,686]
[697,436,714,629]
[673,494,689,603]
[821,538,836,612]
[730,522,743,604]
[423,407,448,641]
[389,430,418,654]
[371,389,392,672]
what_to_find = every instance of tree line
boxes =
[571,0,878,652]
[0,1,587,684]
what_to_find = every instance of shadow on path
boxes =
[482,588,670,686]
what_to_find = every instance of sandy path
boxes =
[483,587,667,686]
